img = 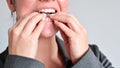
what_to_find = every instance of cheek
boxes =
[58,0,68,11]
[15,0,36,19]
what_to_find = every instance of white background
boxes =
[0,0,120,67]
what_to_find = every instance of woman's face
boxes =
[7,0,68,38]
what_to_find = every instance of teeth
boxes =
[39,9,56,14]
[40,9,55,22]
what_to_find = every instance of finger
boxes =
[22,14,46,36]
[60,30,67,41]
[50,12,81,32]
[8,17,24,35]
[32,20,46,38]
[14,12,40,34]
[8,17,27,40]
[60,30,71,58]
[54,21,74,37]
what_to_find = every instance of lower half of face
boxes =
[14,0,68,38]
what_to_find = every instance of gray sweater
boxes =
[0,37,114,68]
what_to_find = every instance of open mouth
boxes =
[39,9,57,14]
[39,9,57,22]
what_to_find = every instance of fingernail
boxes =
[42,14,47,21]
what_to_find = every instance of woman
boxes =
[0,0,113,68]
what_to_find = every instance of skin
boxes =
[6,0,89,67]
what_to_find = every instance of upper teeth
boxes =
[39,9,56,14]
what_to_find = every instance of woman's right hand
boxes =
[8,12,46,59]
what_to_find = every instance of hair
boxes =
[10,0,16,22]
[10,0,15,16]
[11,11,13,16]
[11,11,16,24]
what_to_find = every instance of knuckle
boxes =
[28,17,34,23]
[82,29,88,37]
[82,28,88,34]
[66,14,72,20]
[66,16,72,22]
[11,28,20,36]
[67,13,74,18]
[66,14,74,22]
[84,29,88,34]
[78,25,88,34]
[8,28,12,34]
[20,33,27,39]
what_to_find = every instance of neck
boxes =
[36,36,59,60]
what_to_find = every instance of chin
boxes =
[40,22,58,38]
[40,30,58,38]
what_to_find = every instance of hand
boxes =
[8,12,46,59]
[50,12,89,63]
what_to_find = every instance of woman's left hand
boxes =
[50,12,89,63]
